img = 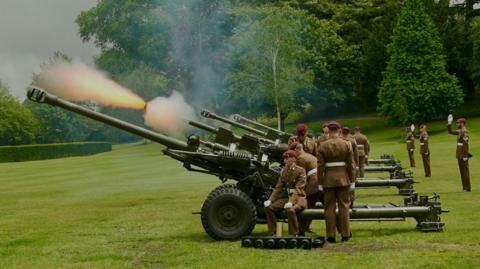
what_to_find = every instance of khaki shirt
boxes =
[317,137,356,188]
[269,164,307,207]
[406,132,415,151]
[419,130,430,155]
[288,135,317,155]
[296,151,319,195]
[448,125,470,159]
[353,132,369,157]
[343,134,359,167]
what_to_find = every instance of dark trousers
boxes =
[457,158,471,191]
[421,153,431,177]
[266,198,304,235]
[408,149,415,167]
[324,186,351,238]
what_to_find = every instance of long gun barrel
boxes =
[201,109,267,137]
[232,114,291,143]
[27,87,190,150]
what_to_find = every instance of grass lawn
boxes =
[1,117,480,268]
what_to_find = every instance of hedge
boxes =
[0,142,112,162]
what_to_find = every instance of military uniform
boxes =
[317,136,355,240]
[419,128,431,177]
[342,133,359,208]
[296,151,319,233]
[288,135,317,156]
[266,164,307,235]
[448,123,471,191]
[406,131,416,168]
[353,132,369,177]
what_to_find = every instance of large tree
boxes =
[378,0,463,124]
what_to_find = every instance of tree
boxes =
[227,5,315,130]
[378,0,463,124]
[0,81,40,145]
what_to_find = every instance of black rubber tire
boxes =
[201,185,257,241]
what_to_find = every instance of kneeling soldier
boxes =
[318,121,355,243]
[264,150,307,236]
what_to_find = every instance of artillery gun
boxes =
[368,154,398,166]
[232,113,292,143]
[27,87,446,242]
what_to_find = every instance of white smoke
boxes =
[143,91,195,136]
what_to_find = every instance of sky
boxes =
[0,0,99,99]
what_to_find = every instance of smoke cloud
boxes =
[37,62,146,109]
[143,91,195,137]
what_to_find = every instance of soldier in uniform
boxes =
[289,142,319,234]
[418,124,431,177]
[288,124,317,155]
[342,127,359,208]
[264,150,308,235]
[353,127,369,177]
[317,121,356,243]
[447,115,472,192]
[406,125,416,168]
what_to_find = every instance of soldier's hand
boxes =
[318,185,324,192]
[410,124,415,132]
[463,157,468,161]
[284,202,293,209]
[448,114,453,124]
[349,182,355,190]
[263,200,272,208]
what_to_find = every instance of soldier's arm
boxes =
[269,176,284,202]
[290,170,307,204]
[365,138,370,155]
[447,124,459,135]
[346,144,356,183]
[317,147,326,186]
[462,132,470,158]
[353,141,359,167]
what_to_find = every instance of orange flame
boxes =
[37,62,146,109]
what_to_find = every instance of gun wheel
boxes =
[201,185,256,241]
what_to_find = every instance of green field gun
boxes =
[232,113,292,143]
[27,87,446,241]
[368,154,398,166]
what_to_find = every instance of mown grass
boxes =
[0,117,479,268]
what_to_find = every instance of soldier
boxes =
[264,150,307,236]
[353,127,369,177]
[418,124,431,177]
[288,124,317,155]
[290,142,319,234]
[447,115,472,192]
[317,121,356,243]
[342,127,359,208]
[406,125,416,168]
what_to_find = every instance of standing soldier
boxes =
[288,124,317,155]
[264,150,307,236]
[418,124,431,177]
[406,125,416,168]
[290,142,319,234]
[447,115,472,192]
[317,121,356,243]
[353,127,369,177]
[342,127,359,208]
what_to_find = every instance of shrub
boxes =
[0,142,112,162]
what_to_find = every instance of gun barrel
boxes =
[233,114,287,135]
[201,109,266,137]
[189,121,242,142]
[27,87,189,150]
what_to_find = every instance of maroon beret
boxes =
[296,124,307,135]
[457,118,466,124]
[282,150,298,159]
[327,121,341,129]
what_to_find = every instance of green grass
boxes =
[1,117,480,268]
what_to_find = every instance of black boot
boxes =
[327,237,336,243]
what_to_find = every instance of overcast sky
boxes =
[0,0,99,99]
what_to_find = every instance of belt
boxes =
[406,140,412,143]
[325,162,346,167]
[420,143,425,146]
[307,168,317,176]
[457,143,464,146]
[357,145,364,148]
